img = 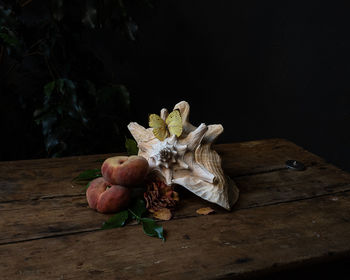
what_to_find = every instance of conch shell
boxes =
[127,101,239,210]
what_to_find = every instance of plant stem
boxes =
[23,51,44,57]
[20,0,33,8]
[127,208,140,220]
[45,55,56,80]
[118,0,127,17]
[28,39,44,50]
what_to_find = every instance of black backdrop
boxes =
[125,1,350,172]
[1,1,350,172]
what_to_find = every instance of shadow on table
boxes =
[239,255,350,280]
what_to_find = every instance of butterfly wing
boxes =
[149,114,168,141]
[166,110,183,137]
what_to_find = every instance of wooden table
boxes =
[1,138,350,279]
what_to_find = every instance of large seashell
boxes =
[127,101,239,210]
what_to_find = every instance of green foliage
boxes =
[0,0,153,159]
[141,218,165,240]
[101,198,165,241]
[125,137,138,155]
[33,78,131,156]
[72,168,102,182]
[0,31,20,47]
[128,198,147,218]
[101,210,129,230]
[0,5,23,59]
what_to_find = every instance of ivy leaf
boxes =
[116,85,130,110]
[141,218,165,241]
[125,137,138,155]
[0,31,20,47]
[44,81,55,97]
[73,168,101,181]
[101,210,129,230]
[128,198,147,219]
[82,0,97,29]
[51,0,64,21]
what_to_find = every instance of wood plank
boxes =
[216,138,326,176]
[0,196,102,244]
[0,153,118,202]
[0,139,327,202]
[1,192,349,280]
[177,162,350,216]
[1,160,350,244]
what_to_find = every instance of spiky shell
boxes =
[127,101,239,210]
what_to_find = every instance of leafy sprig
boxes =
[102,198,165,241]
[73,141,163,240]
[72,168,102,190]
[72,138,136,184]
[72,168,102,182]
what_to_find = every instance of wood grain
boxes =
[0,139,325,202]
[1,140,349,244]
[216,138,325,176]
[0,153,114,202]
[1,192,349,280]
[1,138,350,279]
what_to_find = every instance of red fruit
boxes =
[101,155,149,187]
[86,177,130,213]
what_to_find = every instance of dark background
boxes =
[1,1,350,172]
[130,1,350,172]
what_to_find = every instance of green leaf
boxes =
[128,198,147,219]
[125,137,138,155]
[44,81,55,97]
[101,210,129,230]
[51,0,64,21]
[141,218,165,241]
[0,32,20,47]
[100,198,165,241]
[56,79,65,94]
[63,78,76,90]
[117,84,130,109]
[73,168,101,181]
[82,0,97,29]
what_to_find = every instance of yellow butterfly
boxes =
[149,110,183,141]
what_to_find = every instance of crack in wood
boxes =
[233,167,287,178]
[0,193,85,204]
[1,189,349,247]
[0,165,299,205]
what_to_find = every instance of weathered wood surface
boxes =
[1,159,350,245]
[0,139,324,202]
[0,138,349,279]
[2,192,349,280]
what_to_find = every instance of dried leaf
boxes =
[153,208,172,221]
[196,207,215,215]
[172,191,180,202]
[144,180,179,213]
